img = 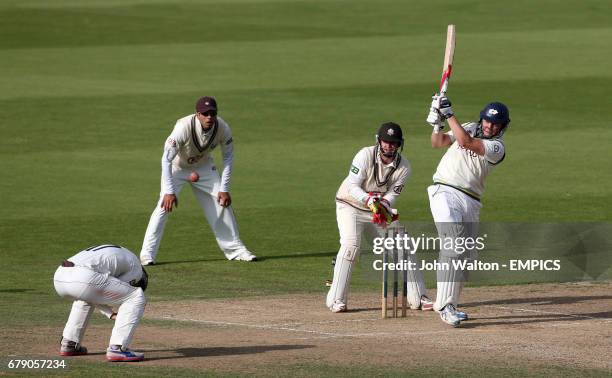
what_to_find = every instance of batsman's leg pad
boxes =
[433,249,469,311]
[326,244,359,308]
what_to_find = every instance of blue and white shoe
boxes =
[456,310,468,321]
[439,304,461,327]
[106,345,144,362]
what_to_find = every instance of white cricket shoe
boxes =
[439,304,461,327]
[420,295,434,311]
[140,256,155,266]
[456,310,468,321]
[233,250,258,262]
[329,300,347,313]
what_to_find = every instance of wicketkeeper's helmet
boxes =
[376,122,404,146]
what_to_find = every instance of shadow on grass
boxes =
[0,288,36,293]
[345,307,381,313]
[151,258,226,265]
[257,251,336,261]
[148,251,337,265]
[142,344,314,361]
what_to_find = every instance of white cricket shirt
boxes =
[161,114,234,194]
[433,122,505,199]
[336,146,411,211]
[68,245,143,283]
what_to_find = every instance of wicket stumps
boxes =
[381,225,408,318]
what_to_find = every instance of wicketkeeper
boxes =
[326,122,433,313]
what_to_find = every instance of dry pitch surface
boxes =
[7,281,611,375]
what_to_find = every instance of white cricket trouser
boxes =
[427,184,481,311]
[326,202,427,309]
[141,157,248,262]
[53,266,146,348]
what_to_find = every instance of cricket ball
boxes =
[189,172,199,182]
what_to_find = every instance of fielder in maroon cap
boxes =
[139,96,257,264]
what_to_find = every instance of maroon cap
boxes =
[196,96,217,113]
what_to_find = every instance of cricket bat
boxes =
[439,24,456,95]
[433,24,455,134]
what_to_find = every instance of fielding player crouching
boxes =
[427,95,510,326]
[53,245,148,362]
[326,122,433,313]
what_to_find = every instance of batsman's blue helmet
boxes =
[480,102,510,125]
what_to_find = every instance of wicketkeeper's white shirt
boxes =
[336,145,411,211]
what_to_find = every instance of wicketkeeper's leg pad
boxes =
[403,251,428,309]
[326,244,359,308]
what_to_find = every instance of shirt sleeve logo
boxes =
[166,138,177,147]
[393,185,404,194]
[350,165,360,174]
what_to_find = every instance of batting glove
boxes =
[432,94,454,119]
[426,106,444,131]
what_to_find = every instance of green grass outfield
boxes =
[1,0,611,376]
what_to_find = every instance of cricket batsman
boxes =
[427,95,510,326]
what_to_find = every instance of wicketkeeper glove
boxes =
[366,193,398,226]
[365,193,381,209]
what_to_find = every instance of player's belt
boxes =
[61,260,75,267]
[433,182,480,202]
